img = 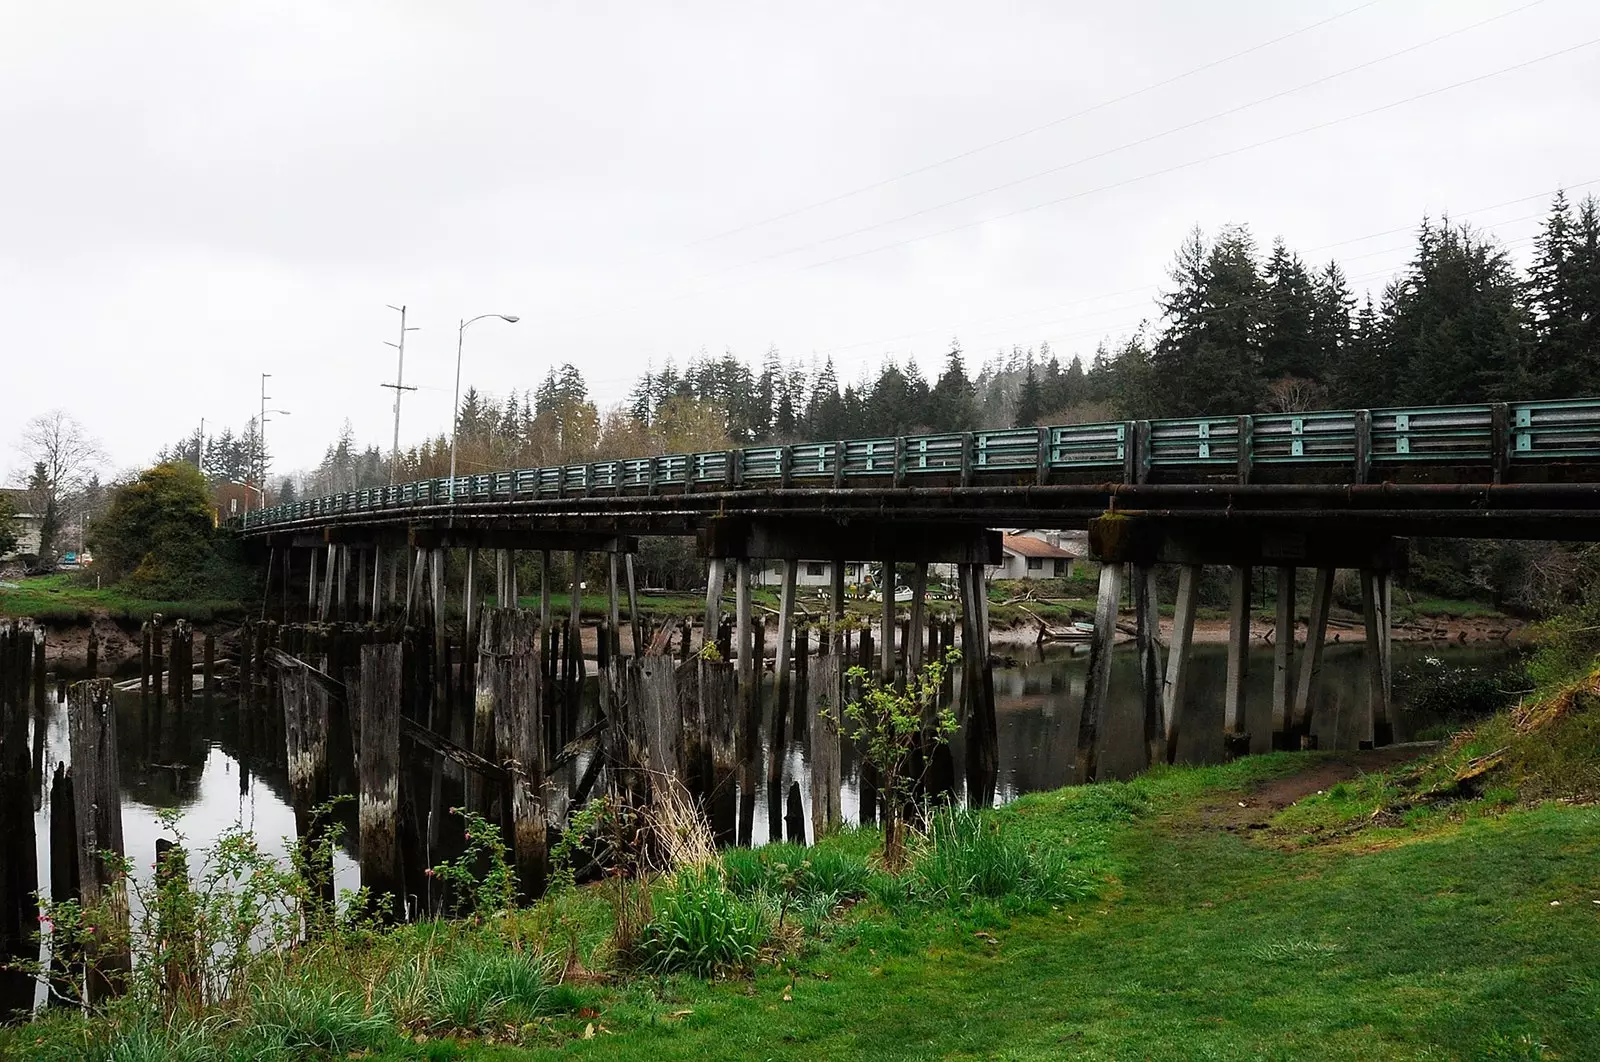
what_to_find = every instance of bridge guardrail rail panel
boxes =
[1510,398,1600,461]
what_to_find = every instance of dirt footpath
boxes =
[1189,744,1438,834]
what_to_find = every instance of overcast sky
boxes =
[4,0,1599,482]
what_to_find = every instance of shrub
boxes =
[903,808,1095,909]
[635,866,770,976]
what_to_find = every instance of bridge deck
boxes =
[240,397,1600,541]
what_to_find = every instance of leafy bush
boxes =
[88,462,257,600]
[1395,655,1524,722]
[431,808,516,917]
[902,808,1095,909]
[635,866,770,976]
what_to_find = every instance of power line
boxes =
[545,4,1575,330]
[687,0,1389,249]
[798,34,1600,276]
[718,0,1551,278]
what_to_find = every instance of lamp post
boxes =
[449,313,519,502]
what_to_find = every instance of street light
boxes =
[449,313,520,502]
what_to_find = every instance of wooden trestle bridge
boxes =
[221,396,1600,914]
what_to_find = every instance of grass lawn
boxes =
[363,755,1595,1062]
[7,750,1595,1061]
[0,572,246,624]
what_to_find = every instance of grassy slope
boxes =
[396,757,1598,1062]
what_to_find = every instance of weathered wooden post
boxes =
[481,609,546,899]
[1359,568,1391,748]
[371,544,386,621]
[807,652,843,840]
[1292,567,1335,745]
[358,643,403,919]
[879,556,895,681]
[704,558,726,653]
[1132,564,1162,769]
[625,553,642,657]
[0,625,40,1019]
[138,621,151,702]
[1162,564,1201,763]
[607,552,622,660]
[68,679,130,1002]
[47,762,78,1009]
[1272,566,1296,741]
[280,657,333,930]
[202,633,216,698]
[1076,560,1123,784]
[1223,566,1252,755]
[770,559,799,784]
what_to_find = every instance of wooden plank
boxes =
[67,679,129,1002]
[358,644,402,919]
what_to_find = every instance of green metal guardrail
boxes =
[240,397,1600,529]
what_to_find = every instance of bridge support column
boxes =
[880,556,895,682]
[1224,565,1253,755]
[566,551,584,737]
[370,545,384,621]
[308,547,320,622]
[1293,567,1334,746]
[705,558,726,653]
[356,548,369,618]
[1133,564,1162,770]
[1076,560,1122,784]
[1162,564,1201,763]
[771,559,798,778]
[1271,567,1295,741]
[1360,569,1392,748]
[607,552,622,660]
[959,562,997,805]
[626,553,641,657]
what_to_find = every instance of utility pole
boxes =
[256,374,270,514]
[383,304,419,486]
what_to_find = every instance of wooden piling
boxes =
[67,679,129,1002]
[1292,567,1335,744]
[1359,569,1390,748]
[607,552,622,659]
[0,625,39,1019]
[625,553,642,658]
[1162,564,1201,764]
[480,609,547,900]
[47,762,78,1008]
[1272,566,1296,737]
[879,556,895,681]
[770,559,798,784]
[359,643,403,919]
[1076,561,1123,784]
[1131,565,1162,769]
[1223,567,1252,755]
[705,558,726,653]
[807,653,843,839]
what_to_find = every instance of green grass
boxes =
[1396,597,1507,621]
[8,735,1599,1059]
[0,572,246,624]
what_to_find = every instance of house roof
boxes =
[1002,534,1079,560]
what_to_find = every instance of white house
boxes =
[993,530,1086,580]
[0,488,44,563]
[756,559,869,589]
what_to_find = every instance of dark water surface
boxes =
[28,642,1512,905]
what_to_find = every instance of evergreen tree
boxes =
[28,461,59,564]
[926,345,978,431]
[1525,191,1599,396]
[1150,225,1265,416]
[1385,218,1527,404]
[1259,238,1321,387]
[1014,365,1043,426]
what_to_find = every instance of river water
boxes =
[26,640,1512,907]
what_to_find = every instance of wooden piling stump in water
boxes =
[358,643,403,920]
[479,608,547,901]
[67,679,130,1003]
[0,623,40,1018]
